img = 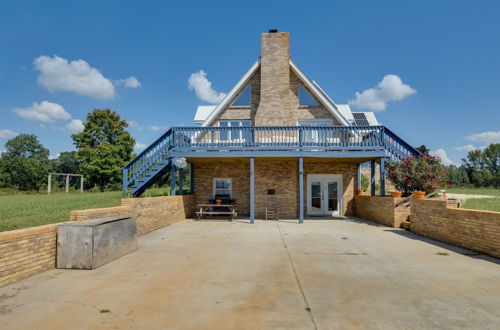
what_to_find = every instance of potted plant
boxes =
[215,199,222,205]
[386,155,447,198]
[390,191,402,198]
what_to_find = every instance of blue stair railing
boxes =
[123,125,420,197]
[123,128,174,197]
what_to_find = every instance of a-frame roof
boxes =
[199,59,351,127]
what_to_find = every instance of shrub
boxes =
[386,155,447,197]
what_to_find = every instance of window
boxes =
[298,85,319,106]
[213,178,232,198]
[219,120,251,141]
[231,85,251,106]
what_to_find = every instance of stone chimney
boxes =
[254,31,292,126]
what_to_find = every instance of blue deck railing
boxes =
[123,125,420,195]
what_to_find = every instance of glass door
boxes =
[307,175,341,216]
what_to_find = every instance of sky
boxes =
[0,0,499,165]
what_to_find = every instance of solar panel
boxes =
[353,113,370,126]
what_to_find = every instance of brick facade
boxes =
[190,157,359,218]
[410,199,500,258]
[0,195,194,288]
[354,196,410,227]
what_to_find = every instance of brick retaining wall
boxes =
[0,195,195,288]
[410,199,500,258]
[0,224,58,288]
[354,196,410,228]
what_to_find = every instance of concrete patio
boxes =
[1,218,499,329]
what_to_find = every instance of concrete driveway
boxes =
[1,218,499,329]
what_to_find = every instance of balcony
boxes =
[168,125,419,159]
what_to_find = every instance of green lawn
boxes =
[462,198,500,213]
[446,187,500,197]
[0,192,122,232]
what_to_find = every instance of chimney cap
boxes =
[268,29,278,33]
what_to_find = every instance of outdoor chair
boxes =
[265,197,280,221]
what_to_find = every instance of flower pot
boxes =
[356,189,366,196]
[413,191,425,199]
[390,192,402,198]
[215,199,222,205]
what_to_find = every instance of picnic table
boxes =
[196,204,237,221]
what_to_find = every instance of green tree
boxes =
[72,109,135,191]
[416,145,430,156]
[0,134,50,191]
[482,143,499,187]
[54,151,81,174]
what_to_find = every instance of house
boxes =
[123,30,419,223]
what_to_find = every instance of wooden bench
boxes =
[196,204,237,221]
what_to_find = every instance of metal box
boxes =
[57,216,138,269]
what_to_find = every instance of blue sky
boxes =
[0,0,499,165]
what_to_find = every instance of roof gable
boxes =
[201,60,260,127]
[198,58,353,127]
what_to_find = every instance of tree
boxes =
[0,134,50,191]
[54,151,81,174]
[72,109,135,191]
[416,145,430,156]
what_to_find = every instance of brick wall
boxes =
[410,199,500,258]
[354,196,410,227]
[0,195,194,288]
[190,157,359,218]
[69,205,132,221]
[122,195,194,236]
[0,224,58,288]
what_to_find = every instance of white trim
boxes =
[290,59,351,126]
[306,174,343,216]
[202,60,260,127]
[213,178,232,198]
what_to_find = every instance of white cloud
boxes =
[454,144,478,152]
[148,125,168,131]
[430,148,454,166]
[349,74,416,111]
[466,131,500,144]
[134,142,146,151]
[188,70,226,104]
[13,101,71,123]
[34,55,115,99]
[117,77,141,88]
[0,129,18,139]
[49,153,60,160]
[128,121,142,130]
[65,119,84,133]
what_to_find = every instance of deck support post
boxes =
[357,163,362,191]
[170,164,177,196]
[380,157,386,196]
[370,160,376,196]
[299,157,304,224]
[178,168,184,195]
[122,169,128,197]
[190,164,195,194]
[250,157,255,224]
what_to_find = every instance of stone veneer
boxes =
[0,195,194,288]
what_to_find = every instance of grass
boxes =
[0,191,121,232]
[446,187,500,197]
[462,198,500,212]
